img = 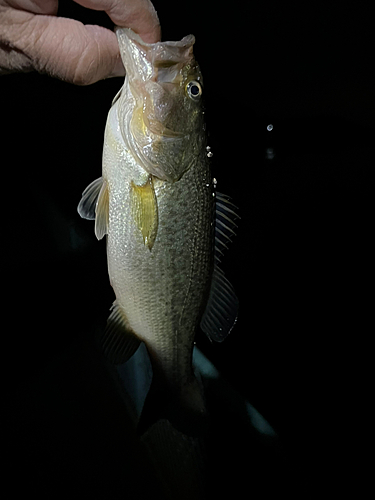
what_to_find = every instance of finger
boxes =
[20,15,125,84]
[73,0,161,43]
[0,0,58,16]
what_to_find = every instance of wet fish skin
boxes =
[78,28,238,433]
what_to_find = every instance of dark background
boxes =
[3,0,373,497]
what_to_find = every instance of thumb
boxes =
[6,14,125,84]
[33,18,125,84]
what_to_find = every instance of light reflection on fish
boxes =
[78,28,239,435]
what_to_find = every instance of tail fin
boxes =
[138,376,208,438]
[140,419,208,500]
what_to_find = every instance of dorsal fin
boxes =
[214,192,239,263]
[200,266,239,342]
[200,191,239,342]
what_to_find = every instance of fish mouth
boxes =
[117,28,196,139]
[116,27,196,90]
[116,28,196,79]
[118,28,200,180]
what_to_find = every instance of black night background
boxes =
[2,1,373,497]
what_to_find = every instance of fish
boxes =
[78,28,239,435]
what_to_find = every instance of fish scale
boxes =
[107,158,214,387]
[78,28,238,434]
[123,169,212,380]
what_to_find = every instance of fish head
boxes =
[116,28,205,182]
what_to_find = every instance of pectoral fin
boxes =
[94,179,109,240]
[77,177,103,220]
[77,176,109,240]
[131,175,158,250]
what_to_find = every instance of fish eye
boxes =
[186,80,202,100]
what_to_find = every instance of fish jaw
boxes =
[116,27,195,87]
[116,28,206,182]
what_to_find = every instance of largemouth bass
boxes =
[78,28,238,434]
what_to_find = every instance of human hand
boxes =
[0,0,160,84]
